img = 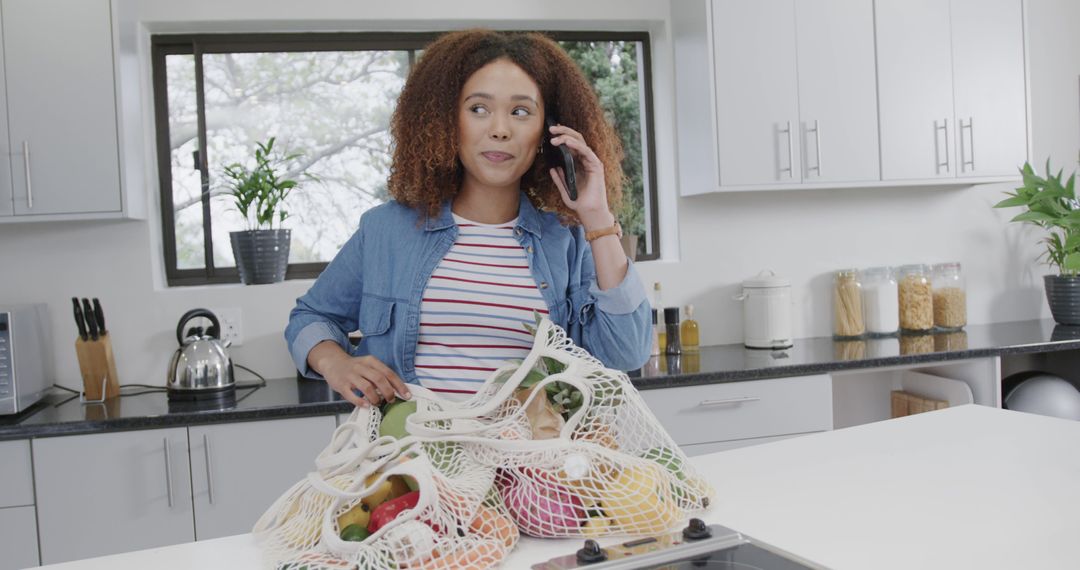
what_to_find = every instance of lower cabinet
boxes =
[33,428,194,565]
[189,415,336,540]
[31,416,336,565]
[643,374,834,452]
[0,506,39,569]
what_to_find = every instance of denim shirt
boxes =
[285,193,652,383]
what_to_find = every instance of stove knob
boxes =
[682,518,712,540]
[575,539,608,564]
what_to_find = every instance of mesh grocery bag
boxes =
[254,318,714,570]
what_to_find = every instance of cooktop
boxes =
[532,520,827,570]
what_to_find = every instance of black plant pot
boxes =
[230,229,290,285]
[1044,274,1080,325]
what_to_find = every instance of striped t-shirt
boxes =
[414,213,548,399]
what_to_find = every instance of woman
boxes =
[285,29,652,407]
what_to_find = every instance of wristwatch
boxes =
[585,220,623,242]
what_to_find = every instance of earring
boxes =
[537,143,544,155]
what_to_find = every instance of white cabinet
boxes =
[31,416,336,563]
[0,439,34,508]
[712,0,802,186]
[794,0,880,184]
[876,0,1027,181]
[0,0,129,220]
[699,0,880,190]
[189,416,335,540]
[33,428,194,565]
[950,0,1028,178]
[0,440,37,570]
[0,506,39,569]
[674,0,1028,194]
[875,0,956,180]
[643,374,833,450]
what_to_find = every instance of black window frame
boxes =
[152,31,660,287]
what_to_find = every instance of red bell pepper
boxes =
[367,490,420,534]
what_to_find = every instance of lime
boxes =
[340,523,370,542]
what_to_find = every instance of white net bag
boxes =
[254,317,713,569]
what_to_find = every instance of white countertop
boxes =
[39,405,1080,570]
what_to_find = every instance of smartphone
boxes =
[544,116,578,201]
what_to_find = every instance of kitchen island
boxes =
[36,405,1080,570]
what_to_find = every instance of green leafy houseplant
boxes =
[221,138,307,284]
[222,137,302,230]
[995,161,1080,325]
[994,161,1080,275]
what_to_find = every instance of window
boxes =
[152,32,659,286]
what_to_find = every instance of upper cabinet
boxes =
[876,0,1027,181]
[793,0,881,184]
[0,0,142,221]
[711,0,802,187]
[674,0,1028,194]
[711,0,879,188]
[949,0,1028,178]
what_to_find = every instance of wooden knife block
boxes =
[75,335,120,400]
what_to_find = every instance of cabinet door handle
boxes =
[203,434,215,505]
[779,121,794,179]
[967,114,976,169]
[698,396,761,407]
[807,119,822,177]
[959,118,976,172]
[22,141,32,209]
[934,119,950,173]
[163,438,174,508]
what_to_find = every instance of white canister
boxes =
[736,270,794,349]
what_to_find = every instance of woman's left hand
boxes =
[546,124,615,229]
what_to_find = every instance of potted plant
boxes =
[994,161,1080,324]
[221,137,304,285]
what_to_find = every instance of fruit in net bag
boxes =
[496,468,584,537]
[603,463,681,534]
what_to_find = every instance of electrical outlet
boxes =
[210,307,243,347]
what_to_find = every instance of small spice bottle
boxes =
[898,264,934,333]
[833,269,865,339]
[680,304,700,352]
[664,306,682,355]
[931,262,966,331]
[650,309,661,356]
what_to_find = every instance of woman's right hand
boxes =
[309,342,411,407]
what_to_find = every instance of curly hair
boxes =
[388,29,624,224]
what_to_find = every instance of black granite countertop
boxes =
[2,319,1077,441]
[629,318,1080,388]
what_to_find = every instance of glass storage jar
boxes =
[931,262,966,330]
[860,266,899,336]
[897,264,933,333]
[833,269,865,338]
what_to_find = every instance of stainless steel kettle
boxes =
[167,308,234,398]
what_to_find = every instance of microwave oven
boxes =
[0,304,52,415]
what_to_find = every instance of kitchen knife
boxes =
[92,298,107,335]
[72,297,88,341]
[82,298,99,341]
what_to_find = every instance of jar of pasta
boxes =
[833,269,865,339]
[897,264,933,333]
[931,262,966,331]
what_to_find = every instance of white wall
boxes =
[0,0,1077,391]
